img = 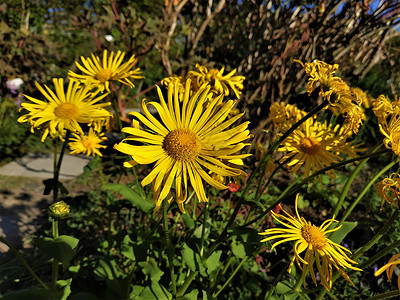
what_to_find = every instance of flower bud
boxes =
[48,201,70,220]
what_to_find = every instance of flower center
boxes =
[96,69,113,83]
[300,137,321,155]
[301,224,327,250]
[163,129,199,162]
[83,139,93,149]
[205,69,220,85]
[54,103,80,120]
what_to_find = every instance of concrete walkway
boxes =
[0,153,91,179]
[0,153,92,256]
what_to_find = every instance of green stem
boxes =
[337,159,397,226]
[163,201,176,296]
[212,256,247,298]
[367,290,400,300]
[200,202,209,257]
[53,130,71,203]
[98,158,114,250]
[176,270,198,297]
[355,239,400,272]
[51,219,59,291]
[243,147,390,228]
[293,270,306,291]
[0,236,48,290]
[332,154,369,217]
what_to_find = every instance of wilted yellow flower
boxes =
[68,50,143,93]
[297,60,366,135]
[259,194,362,291]
[278,118,361,178]
[375,173,400,211]
[296,59,350,103]
[18,79,112,142]
[372,94,394,125]
[375,253,400,293]
[49,201,70,220]
[114,79,251,212]
[187,64,245,98]
[69,128,107,157]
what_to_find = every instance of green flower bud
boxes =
[48,201,70,220]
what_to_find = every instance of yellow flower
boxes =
[375,173,400,211]
[372,94,393,125]
[297,59,350,103]
[187,64,245,98]
[259,195,362,291]
[297,60,366,135]
[278,118,361,178]
[18,78,112,142]
[69,128,107,157]
[68,50,143,93]
[375,253,400,293]
[270,102,308,133]
[114,79,252,212]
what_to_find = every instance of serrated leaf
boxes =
[103,183,153,212]
[35,235,79,270]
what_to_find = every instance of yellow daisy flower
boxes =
[375,253,400,293]
[69,128,107,157]
[375,173,400,211]
[18,78,112,142]
[278,118,361,178]
[187,64,245,98]
[68,50,143,93]
[114,79,252,212]
[259,194,362,291]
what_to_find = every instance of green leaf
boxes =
[204,250,221,274]
[3,279,71,300]
[82,157,99,184]
[182,243,196,271]
[181,243,206,276]
[329,221,358,244]
[103,183,153,212]
[138,282,172,299]
[180,289,199,300]
[231,239,246,259]
[93,258,122,280]
[35,235,79,270]
[121,235,136,261]
[68,292,97,300]
[138,258,164,282]
[181,213,195,229]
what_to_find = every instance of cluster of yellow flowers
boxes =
[296,60,368,135]
[18,50,144,157]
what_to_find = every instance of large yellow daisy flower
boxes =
[259,194,362,291]
[18,78,112,142]
[69,128,107,157]
[187,64,245,98]
[278,117,361,178]
[68,50,143,93]
[114,79,252,213]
